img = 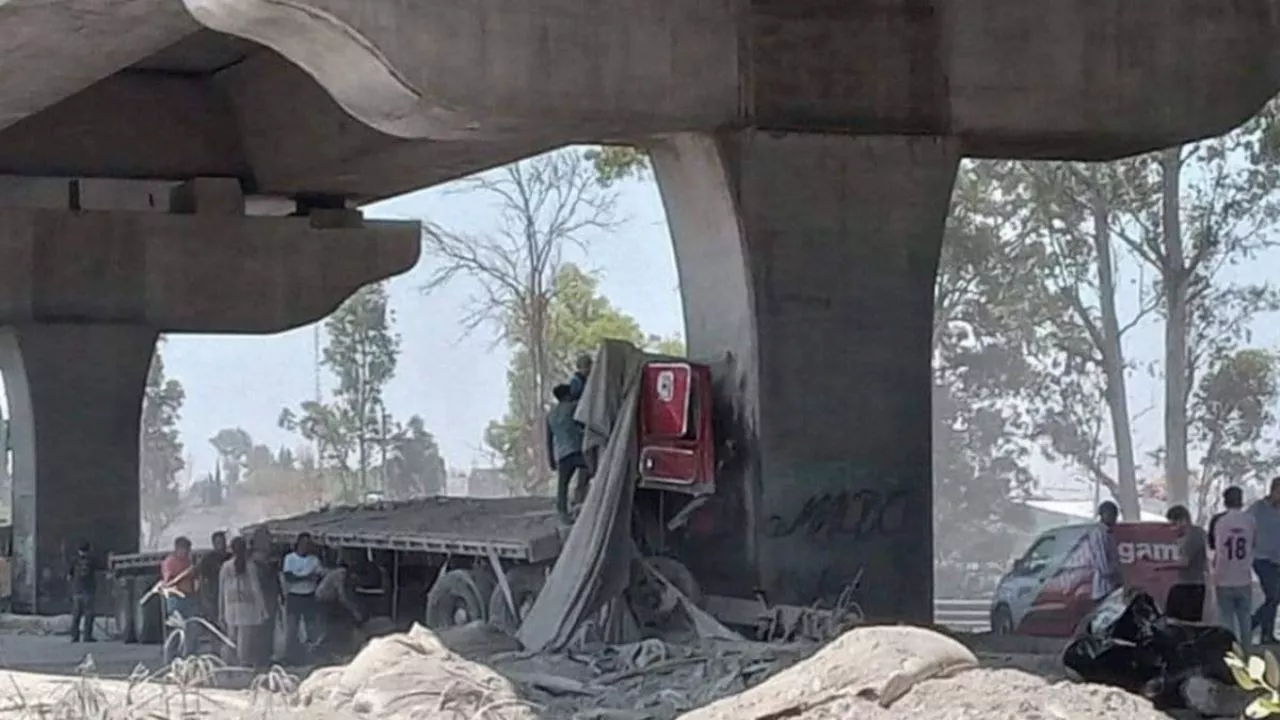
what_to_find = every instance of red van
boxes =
[989,522,1237,636]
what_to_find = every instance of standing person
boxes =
[1165,504,1209,622]
[195,531,229,651]
[1087,501,1123,603]
[160,536,197,662]
[546,384,587,524]
[67,542,98,643]
[1254,478,1280,642]
[1212,486,1256,654]
[281,533,323,664]
[568,353,592,400]
[218,536,267,668]
[250,527,281,666]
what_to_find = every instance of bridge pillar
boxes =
[0,179,420,612]
[651,132,959,623]
[0,324,157,613]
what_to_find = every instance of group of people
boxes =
[1090,477,1280,656]
[547,352,594,524]
[157,529,365,667]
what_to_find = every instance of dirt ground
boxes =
[0,625,1238,720]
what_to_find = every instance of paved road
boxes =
[0,635,164,679]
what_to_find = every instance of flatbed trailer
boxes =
[243,495,564,563]
[109,495,570,641]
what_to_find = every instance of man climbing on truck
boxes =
[548,383,588,525]
[568,353,592,400]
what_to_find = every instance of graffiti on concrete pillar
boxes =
[762,487,913,541]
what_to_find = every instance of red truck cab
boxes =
[636,361,716,497]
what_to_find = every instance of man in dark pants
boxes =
[282,532,323,664]
[68,542,98,643]
[1165,505,1208,622]
[547,383,587,524]
[195,531,229,653]
[1252,477,1280,643]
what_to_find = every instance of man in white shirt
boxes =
[281,532,323,664]
[1213,486,1257,654]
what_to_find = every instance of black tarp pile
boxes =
[1062,588,1237,709]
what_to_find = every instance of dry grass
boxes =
[0,584,304,720]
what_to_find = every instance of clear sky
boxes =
[162,169,685,478]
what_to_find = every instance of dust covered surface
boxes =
[247,495,561,548]
[287,623,1185,720]
[0,623,1195,720]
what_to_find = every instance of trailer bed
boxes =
[244,495,564,563]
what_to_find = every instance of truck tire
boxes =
[487,566,547,634]
[468,568,497,621]
[424,569,488,629]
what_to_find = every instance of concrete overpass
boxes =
[0,0,1277,615]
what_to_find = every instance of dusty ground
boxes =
[0,625,1239,720]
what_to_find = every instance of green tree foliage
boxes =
[960,99,1280,518]
[280,282,406,501]
[995,158,1152,519]
[385,415,448,499]
[1192,349,1280,517]
[648,335,685,356]
[140,338,186,548]
[208,427,252,501]
[584,145,650,186]
[931,163,1044,582]
[484,264,681,494]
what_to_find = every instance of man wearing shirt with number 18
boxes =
[1211,486,1256,655]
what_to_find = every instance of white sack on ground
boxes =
[518,340,651,652]
[298,623,537,719]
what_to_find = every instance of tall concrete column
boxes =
[651,132,959,623]
[0,324,157,613]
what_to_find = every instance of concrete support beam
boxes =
[0,0,196,132]
[0,324,157,613]
[179,0,1278,160]
[0,208,420,331]
[0,73,248,182]
[651,132,958,623]
[0,204,420,611]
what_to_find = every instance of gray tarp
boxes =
[517,339,650,651]
[517,339,742,652]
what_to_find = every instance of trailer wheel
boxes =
[487,566,547,634]
[468,568,497,622]
[424,570,488,629]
